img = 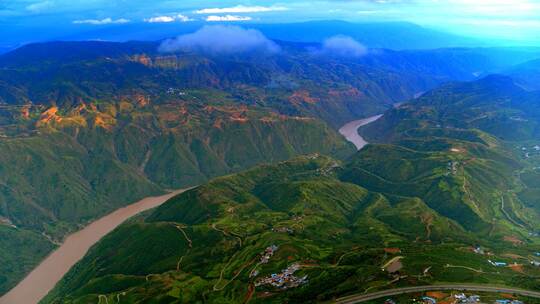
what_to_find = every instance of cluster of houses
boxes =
[166,88,187,96]
[473,246,486,255]
[476,246,540,269]
[455,294,523,304]
[250,245,279,278]
[446,161,459,176]
[520,145,540,159]
[272,227,294,234]
[495,300,524,304]
[488,259,508,267]
[454,293,481,303]
[260,245,278,264]
[254,263,308,289]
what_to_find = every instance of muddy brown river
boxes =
[0,114,384,304]
[0,189,187,304]
[338,114,383,150]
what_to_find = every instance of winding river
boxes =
[0,114,384,304]
[0,189,188,304]
[339,114,384,150]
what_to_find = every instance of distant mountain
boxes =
[1,40,540,298]
[362,75,540,142]
[361,74,540,236]
[2,41,538,127]
[505,58,540,91]
[254,21,481,50]
[0,21,513,52]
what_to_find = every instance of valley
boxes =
[5,40,532,297]
[0,111,384,304]
[0,17,538,303]
[36,75,540,304]
[0,189,189,304]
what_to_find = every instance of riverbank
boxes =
[0,189,188,304]
[338,114,383,150]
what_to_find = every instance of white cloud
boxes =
[145,14,194,23]
[177,14,194,22]
[195,5,287,14]
[206,15,252,22]
[159,25,280,55]
[26,1,54,13]
[73,18,130,25]
[145,16,175,23]
[320,35,368,58]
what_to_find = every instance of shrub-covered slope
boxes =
[43,75,540,303]
[44,141,540,303]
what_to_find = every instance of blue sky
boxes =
[1,0,540,46]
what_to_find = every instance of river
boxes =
[338,114,384,150]
[0,189,188,304]
[0,114,384,304]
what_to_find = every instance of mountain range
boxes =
[43,75,540,303]
[1,20,519,54]
[0,36,539,301]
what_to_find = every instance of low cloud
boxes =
[159,25,280,55]
[195,5,287,14]
[73,18,130,25]
[321,35,367,58]
[26,1,54,13]
[177,14,194,22]
[145,16,175,23]
[206,15,252,22]
[145,14,194,23]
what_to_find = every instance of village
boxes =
[254,263,308,289]
[165,87,187,96]
[519,144,540,159]
[446,161,459,176]
[471,246,540,269]
[250,244,309,290]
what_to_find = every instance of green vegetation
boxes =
[43,75,540,303]
[0,226,55,293]
[0,103,353,294]
[43,141,540,303]
[0,40,539,301]
[3,39,507,295]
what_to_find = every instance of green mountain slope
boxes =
[43,75,540,303]
[3,41,530,295]
[0,101,353,295]
[44,151,540,303]
[360,75,540,232]
[1,38,539,298]
[361,75,540,142]
[506,58,540,90]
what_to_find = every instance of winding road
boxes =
[339,115,383,150]
[335,284,540,303]
[0,189,189,304]
[335,113,540,303]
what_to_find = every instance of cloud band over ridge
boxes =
[159,25,280,55]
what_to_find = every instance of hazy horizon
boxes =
[1,0,540,51]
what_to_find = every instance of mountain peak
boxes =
[476,74,522,94]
